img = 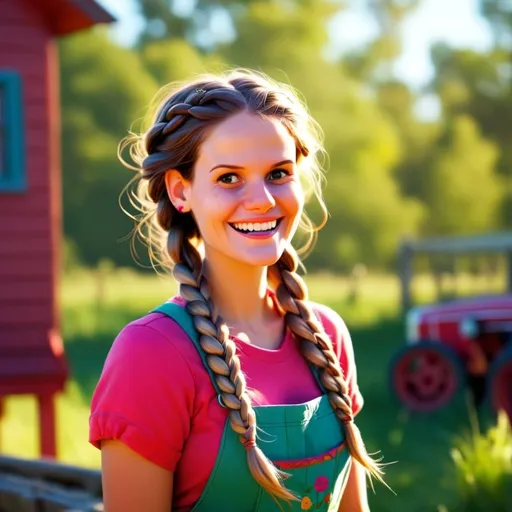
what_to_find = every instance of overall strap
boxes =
[310,365,325,394]
[152,302,225,401]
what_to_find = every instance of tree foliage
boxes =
[57,0,508,271]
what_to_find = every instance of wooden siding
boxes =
[0,1,61,365]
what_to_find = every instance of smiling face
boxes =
[171,111,305,268]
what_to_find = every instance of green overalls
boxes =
[154,303,352,512]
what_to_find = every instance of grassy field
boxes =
[0,267,507,511]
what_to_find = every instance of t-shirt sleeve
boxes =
[312,303,364,417]
[89,320,196,471]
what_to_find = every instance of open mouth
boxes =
[229,218,283,234]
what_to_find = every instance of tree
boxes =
[59,29,158,266]
[425,115,502,236]
[220,0,424,269]
[343,0,420,84]
[134,0,256,48]
[141,38,225,86]
[430,42,512,228]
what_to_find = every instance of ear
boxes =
[164,170,192,213]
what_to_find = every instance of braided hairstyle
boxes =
[121,69,384,503]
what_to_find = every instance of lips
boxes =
[229,218,283,234]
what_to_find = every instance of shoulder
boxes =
[308,302,348,334]
[89,310,201,470]
[107,309,198,369]
[98,307,208,398]
[308,302,351,359]
[308,301,364,414]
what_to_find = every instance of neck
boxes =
[202,255,272,329]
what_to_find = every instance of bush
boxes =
[450,411,512,511]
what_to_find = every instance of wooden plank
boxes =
[0,39,47,53]
[0,456,102,497]
[0,278,52,299]
[0,268,53,283]
[0,251,52,266]
[26,153,50,171]
[0,265,53,280]
[19,183,49,195]
[0,238,50,250]
[0,26,48,42]
[0,57,46,75]
[0,297,54,308]
[0,199,49,217]
[0,356,65,377]
[24,107,51,124]
[0,326,51,348]
[0,257,52,273]
[0,346,53,358]
[26,131,51,146]
[0,274,51,289]
[0,303,51,326]
[0,238,52,256]
[0,216,50,235]
[25,170,51,189]
[0,380,65,395]
[0,210,51,224]
[0,473,103,511]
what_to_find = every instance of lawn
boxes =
[0,267,504,511]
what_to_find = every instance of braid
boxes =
[273,246,386,484]
[166,223,298,504]
[144,87,246,159]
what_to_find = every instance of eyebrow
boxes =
[209,159,294,173]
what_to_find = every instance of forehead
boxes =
[196,111,296,168]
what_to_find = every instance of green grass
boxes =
[0,267,507,511]
[449,410,512,511]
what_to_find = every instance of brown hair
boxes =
[120,69,384,502]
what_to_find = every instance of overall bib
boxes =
[154,303,352,512]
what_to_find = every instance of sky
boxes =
[96,0,494,92]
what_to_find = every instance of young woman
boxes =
[89,69,384,511]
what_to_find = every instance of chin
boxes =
[226,243,288,268]
[237,251,282,268]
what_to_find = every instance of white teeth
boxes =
[233,220,278,232]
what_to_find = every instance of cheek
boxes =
[277,181,305,215]
[190,187,238,231]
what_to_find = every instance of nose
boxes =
[243,180,276,212]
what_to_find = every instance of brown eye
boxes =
[268,169,289,180]
[218,173,240,184]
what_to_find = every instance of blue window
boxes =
[0,71,25,192]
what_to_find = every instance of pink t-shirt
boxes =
[89,296,363,511]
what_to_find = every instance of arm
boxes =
[89,321,196,511]
[101,439,173,512]
[338,458,370,512]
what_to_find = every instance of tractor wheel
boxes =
[487,347,512,422]
[389,341,465,412]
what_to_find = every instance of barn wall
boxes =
[0,0,63,369]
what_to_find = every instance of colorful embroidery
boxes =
[300,496,313,510]
[301,476,333,510]
[274,442,345,470]
[313,475,329,492]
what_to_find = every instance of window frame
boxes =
[0,70,26,193]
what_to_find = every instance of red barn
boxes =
[0,0,114,458]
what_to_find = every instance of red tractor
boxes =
[390,232,512,419]
[390,295,512,415]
